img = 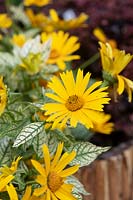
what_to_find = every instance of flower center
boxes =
[48,172,63,192]
[50,49,60,59]
[65,95,84,112]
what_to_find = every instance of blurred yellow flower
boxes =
[31,142,79,199]
[92,112,114,134]
[99,42,133,102]
[41,31,80,70]
[12,34,27,47]
[93,27,117,48]
[25,9,50,31]
[42,69,110,129]
[0,77,7,116]
[0,14,12,29]
[49,9,88,31]
[26,9,88,33]
[24,0,51,7]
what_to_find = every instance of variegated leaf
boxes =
[13,122,44,147]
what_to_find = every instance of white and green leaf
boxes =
[13,122,44,147]
[66,176,89,196]
[0,137,12,166]
[67,142,110,167]
[33,130,48,157]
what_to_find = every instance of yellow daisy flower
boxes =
[93,27,117,48]
[6,185,42,200]
[0,157,21,193]
[91,112,114,134]
[24,0,51,7]
[0,14,12,29]
[0,77,7,116]
[42,69,110,129]
[25,9,88,33]
[41,31,80,70]
[99,42,133,102]
[49,9,88,31]
[25,9,50,31]
[12,34,27,47]
[31,142,79,200]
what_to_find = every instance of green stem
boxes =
[80,52,100,70]
[100,79,110,88]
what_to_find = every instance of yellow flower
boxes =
[49,9,88,31]
[41,31,80,70]
[91,112,114,134]
[42,69,110,129]
[31,143,79,199]
[24,0,51,7]
[25,9,50,31]
[99,42,133,101]
[93,27,117,48]
[26,9,88,33]
[12,34,27,47]
[6,185,42,200]
[0,157,21,193]
[0,14,12,29]
[0,77,7,116]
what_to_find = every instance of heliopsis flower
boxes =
[93,27,117,48]
[31,142,79,200]
[16,36,51,75]
[99,42,133,102]
[12,34,27,47]
[0,77,7,116]
[24,0,51,7]
[42,69,110,129]
[26,9,88,33]
[6,185,42,200]
[41,31,80,70]
[49,9,88,31]
[0,157,21,193]
[25,9,50,31]
[91,112,114,134]
[0,14,12,29]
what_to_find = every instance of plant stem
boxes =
[80,52,100,70]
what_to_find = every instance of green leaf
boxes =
[47,130,59,155]
[67,142,110,167]
[0,137,12,166]
[33,130,48,157]
[67,176,89,196]
[13,122,44,147]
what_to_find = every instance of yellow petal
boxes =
[117,75,125,95]
[59,165,79,177]
[6,184,18,200]
[43,144,51,175]
[0,175,14,191]
[31,160,46,177]
[51,143,64,170]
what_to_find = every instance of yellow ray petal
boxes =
[43,145,51,175]
[31,160,46,177]
[6,184,18,200]
[59,165,79,177]
[51,143,64,170]
[22,186,31,200]
[0,175,14,191]
[117,75,125,95]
